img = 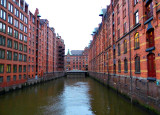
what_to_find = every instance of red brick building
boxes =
[0,0,29,88]
[65,48,89,71]
[56,35,65,71]
[0,0,65,89]
[88,0,160,111]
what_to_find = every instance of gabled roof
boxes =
[71,50,83,56]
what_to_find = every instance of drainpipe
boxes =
[127,0,133,102]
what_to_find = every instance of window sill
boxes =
[135,72,141,74]
[134,47,140,50]
[144,16,153,25]
[145,46,155,52]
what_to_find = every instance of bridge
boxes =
[66,70,88,78]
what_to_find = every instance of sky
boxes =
[26,0,110,54]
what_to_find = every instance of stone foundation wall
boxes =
[89,72,160,113]
[0,72,65,94]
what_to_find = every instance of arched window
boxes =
[118,60,121,73]
[124,58,128,73]
[134,33,139,49]
[124,40,127,54]
[135,56,140,73]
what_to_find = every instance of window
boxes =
[118,43,121,56]
[147,30,155,48]
[19,43,23,51]
[24,26,27,33]
[13,65,17,73]
[134,0,138,5]
[19,33,23,41]
[0,76,3,83]
[23,74,26,79]
[24,16,28,24]
[124,40,127,54]
[19,75,22,80]
[19,53,22,61]
[23,55,27,62]
[32,66,34,72]
[135,11,139,25]
[0,49,5,59]
[0,22,6,33]
[135,56,140,73]
[15,8,19,17]
[123,0,126,5]
[8,26,13,36]
[20,12,24,21]
[134,33,139,49]
[7,64,11,73]
[24,45,27,52]
[23,65,26,72]
[124,22,127,34]
[124,58,128,73]
[8,15,13,24]
[8,2,13,13]
[24,36,27,42]
[118,17,120,25]
[0,35,5,46]
[14,30,18,38]
[146,1,153,20]
[32,17,35,23]
[7,51,12,60]
[14,41,18,50]
[0,9,6,20]
[123,8,126,18]
[118,60,121,73]
[1,0,6,7]
[118,29,120,39]
[19,23,23,31]
[7,38,12,48]
[0,64,4,73]
[19,65,22,72]
[7,76,10,82]
[13,75,16,81]
[14,19,19,28]
[117,4,119,14]
[13,52,18,61]
[32,57,34,62]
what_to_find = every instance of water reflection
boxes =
[0,77,150,115]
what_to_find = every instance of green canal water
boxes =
[0,77,150,115]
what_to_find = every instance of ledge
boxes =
[116,23,141,43]
[144,16,153,25]
[147,77,156,81]
[145,46,155,52]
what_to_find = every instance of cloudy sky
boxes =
[26,0,110,54]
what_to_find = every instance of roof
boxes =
[71,50,83,56]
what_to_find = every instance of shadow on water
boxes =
[0,77,150,115]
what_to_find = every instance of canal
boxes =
[0,77,150,115]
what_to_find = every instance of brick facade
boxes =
[88,0,160,112]
[0,0,65,89]
[65,48,89,71]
